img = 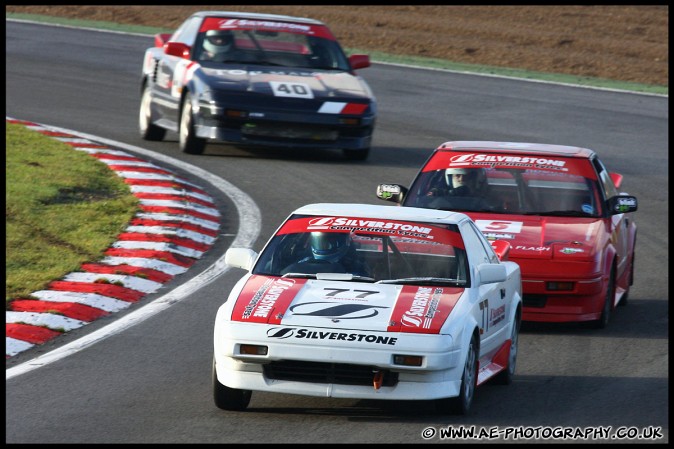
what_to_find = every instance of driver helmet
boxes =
[310,232,351,262]
[203,29,234,56]
[445,167,486,193]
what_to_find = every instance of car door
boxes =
[154,16,202,121]
[460,220,508,357]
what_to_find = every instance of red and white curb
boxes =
[6,118,221,358]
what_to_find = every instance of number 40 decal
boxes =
[269,81,314,99]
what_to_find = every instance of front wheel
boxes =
[179,95,206,155]
[436,334,477,415]
[590,269,615,329]
[139,84,166,141]
[212,357,252,411]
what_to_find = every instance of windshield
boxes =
[404,153,602,217]
[253,215,469,285]
[194,17,351,70]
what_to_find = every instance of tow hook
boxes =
[373,369,384,390]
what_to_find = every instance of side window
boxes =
[460,221,497,268]
[592,157,618,201]
[171,16,202,47]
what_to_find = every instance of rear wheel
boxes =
[212,357,252,411]
[179,94,206,154]
[139,84,166,141]
[493,312,520,385]
[343,147,370,161]
[436,334,477,415]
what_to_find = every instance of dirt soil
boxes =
[6,5,668,87]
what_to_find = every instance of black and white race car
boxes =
[139,10,377,160]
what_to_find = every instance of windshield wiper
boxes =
[282,272,375,282]
[376,277,466,286]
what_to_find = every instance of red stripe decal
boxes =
[388,286,463,334]
[230,275,307,323]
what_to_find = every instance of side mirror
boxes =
[476,263,507,285]
[349,54,370,70]
[376,184,407,203]
[490,240,511,261]
[165,41,191,59]
[225,248,258,271]
[607,195,638,215]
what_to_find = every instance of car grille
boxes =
[523,294,547,308]
[242,123,338,141]
[263,360,399,387]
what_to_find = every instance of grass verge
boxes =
[5,122,139,307]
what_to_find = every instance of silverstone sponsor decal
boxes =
[475,220,523,234]
[231,275,306,324]
[269,81,314,98]
[489,304,506,327]
[449,153,568,171]
[266,327,398,345]
[279,216,465,248]
[388,286,463,334]
[199,17,335,39]
[422,151,599,179]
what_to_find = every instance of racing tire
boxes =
[590,269,615,329]
[139,84,166,141]
[343,147,370,161]
[179,94,207,155]
[619,253,635,307]
[212,357,252,411]
[436,334,477,415]
[493,312,520,385]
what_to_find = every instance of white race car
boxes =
[213,203,522,414]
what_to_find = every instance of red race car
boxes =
[376,141,638,328]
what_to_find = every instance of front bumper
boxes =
[194,99,374,150]
[521,275,606,322]
[213,322,463,401]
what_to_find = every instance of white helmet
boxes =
[445,168,486,193]
[203,30,234,56]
